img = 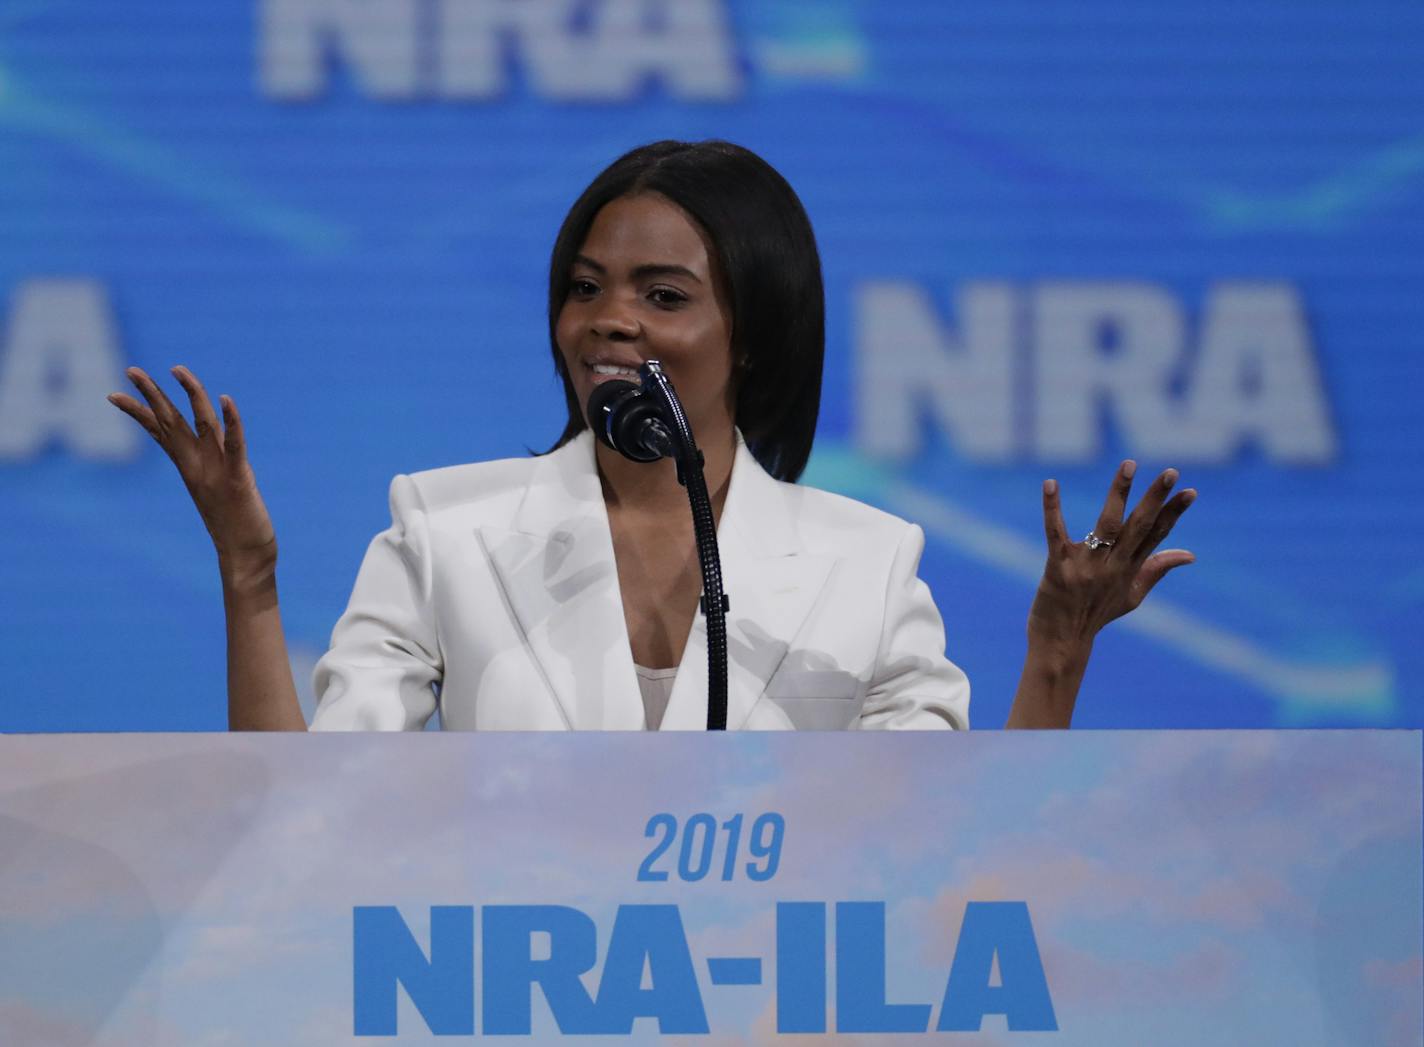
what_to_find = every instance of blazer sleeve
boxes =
[308,475,443,731]
[856,522,971,730]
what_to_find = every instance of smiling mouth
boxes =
[585,362,643,385]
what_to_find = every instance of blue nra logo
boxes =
[354,899,1056,1037]
[352,813,1056,1036]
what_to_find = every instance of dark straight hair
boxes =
[546,140,824,483]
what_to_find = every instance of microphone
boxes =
[583,359,731,730]
[586,378,674,463]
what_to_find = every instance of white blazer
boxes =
[309,431,969,731]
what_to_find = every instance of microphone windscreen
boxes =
[586,379,670,463]
[586,380,641,448]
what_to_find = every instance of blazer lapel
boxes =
[480,433,643,730]
[660,438,834,731]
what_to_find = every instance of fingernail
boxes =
[1182,489,1197,504]
[1044,479,1057,495]
[1123,460,1136,479]
[1163,468,1179,487]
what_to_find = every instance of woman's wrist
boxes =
[218,549,279,600]
[1024,630,1094,673]
[1006,636,1093,729]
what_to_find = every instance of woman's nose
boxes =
[590,297,640,339]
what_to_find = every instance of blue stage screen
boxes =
[2,1,1421,730]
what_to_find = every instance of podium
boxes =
[2,731,1420,1043]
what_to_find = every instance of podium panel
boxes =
[1,731,1420,1044]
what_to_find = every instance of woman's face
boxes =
[556,193,736,442]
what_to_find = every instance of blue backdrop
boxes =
[3,1,1421,730]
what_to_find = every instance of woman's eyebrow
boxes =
[572,254,702,284]
[632,263,702,284]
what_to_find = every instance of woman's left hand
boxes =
[1028,461,1197,653]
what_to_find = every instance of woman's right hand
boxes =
[108,366,277,585]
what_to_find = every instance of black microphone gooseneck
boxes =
[586,361,730,731]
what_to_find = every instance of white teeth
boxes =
[591,364,639,376]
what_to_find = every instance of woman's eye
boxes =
[569,279,598,297]
[649,287,687,306]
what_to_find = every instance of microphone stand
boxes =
[635,361,731,731]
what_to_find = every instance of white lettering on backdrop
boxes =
[855,281,1336,465]
[259,0,742,101]
[0,279,139,461]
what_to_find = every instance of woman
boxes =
[108,140,1196,731]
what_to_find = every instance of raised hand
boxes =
[108,366,276,580]
[1029,460,1196,649]
[108,365,304,729]
[1006,461,1196,728]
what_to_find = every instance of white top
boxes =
[309,430,970,731]
[634,664,679,731]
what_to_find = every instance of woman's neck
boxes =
[595,421,737,523]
